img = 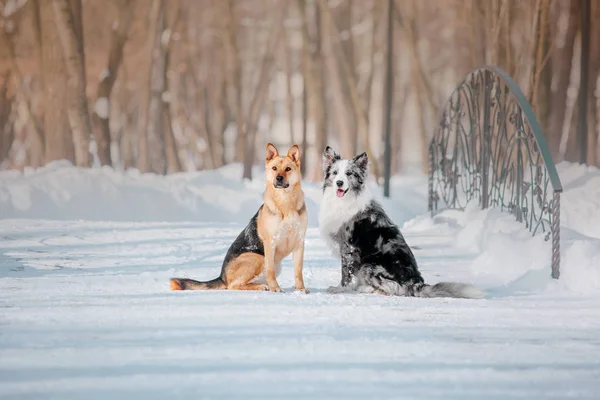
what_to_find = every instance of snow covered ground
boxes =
[1,162,600,399]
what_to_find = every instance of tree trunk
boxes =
[162,1,183,174]
[92,0,133,167]
[218,77,228,167]
[29,0,45,167]
[204,86,220,168]
[298,0,327,181]
[163,103,182,174]
[300,59,308,176]
[214,69,228,168]
[222,0,245,165]
[137,0,162,172]
[282,26,296,144]
[548,0,579,161]
[529,0,551,134]
[53,0,91,167]
[120,102,136,170]
[145,1,168,174]
[346,1,358,156]
[587,0,600,166]
[0,74,13,165]
[0,26,45,167]
[321,7,354,160]
[200,80,217,169]
[187,59,219,169]
[318,0,380,180]
[241,1,288,180]
[338,0,358,156]
[40,0,74,164]
[363,1,380,121]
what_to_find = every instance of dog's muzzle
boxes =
[274,175,289,189]
[335,180,348,197]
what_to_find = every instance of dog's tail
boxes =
[412,282,484,299]
[170,277,226,291]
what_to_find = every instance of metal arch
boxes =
[428,66,563,279]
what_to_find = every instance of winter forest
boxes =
[0,0,599,180]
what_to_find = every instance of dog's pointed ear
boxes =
[266,143,279,161]
[353,152,369,172]
[322,146,339,171]
[287,145,300,165]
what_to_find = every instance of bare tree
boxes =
[162,0,183,174]
[29,0,45,167]
[0,72,13,165]
[282,20,296,146]
[320,2,355,161]
[92,0,133,167]
[528,0,553,138]
[137,0,162,173]
[336,0,358,156]
[184,2,227,170]
[53,0,91,167]
[241,1,288,180]
[298,0,327,181]
[40,0,75,164]
[318,0,381,180]
[587,0,600,166]
[400,0,439,172]
[222,0,245,165]
[0,11,44,166]
[145,0,169,174]
[547,0,579,161]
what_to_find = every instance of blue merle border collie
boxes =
[318,146,483,299]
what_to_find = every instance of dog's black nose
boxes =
[336,180,344,188]
[276,175,284,182]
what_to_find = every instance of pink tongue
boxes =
[336,189,345,198]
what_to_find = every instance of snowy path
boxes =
[1,219,600,399]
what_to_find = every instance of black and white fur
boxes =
[319,146,483,299]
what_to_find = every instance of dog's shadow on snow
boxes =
[305,266,555,300]
[482,267,553,299]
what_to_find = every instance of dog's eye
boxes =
[272,166,277,171]
[333,171,338,175]
[285,167,291,172]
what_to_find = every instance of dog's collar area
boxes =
[264,202,306,216]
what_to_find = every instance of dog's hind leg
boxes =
[225,252,268,291]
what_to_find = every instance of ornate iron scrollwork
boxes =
[428,67,563,279]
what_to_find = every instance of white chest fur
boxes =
[318,188,371,258]
[273,214,304,244]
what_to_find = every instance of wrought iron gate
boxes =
[428,67,563,279]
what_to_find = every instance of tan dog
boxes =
[170,143,308,293]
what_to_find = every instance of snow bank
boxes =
[399,161,600,296]
[406,201,600,297]
[556,162,600,239]
[0,161,427,226]
[0,161,279,224]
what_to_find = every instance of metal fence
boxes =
[428,66,563,279]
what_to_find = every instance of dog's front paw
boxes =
[295,287,310,294]
[268,285,284,293]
